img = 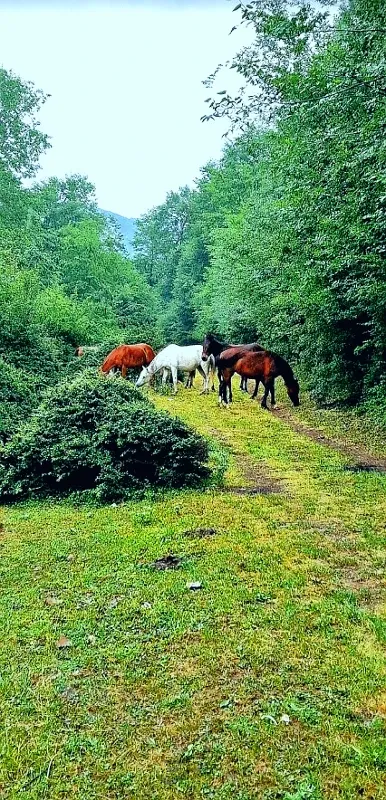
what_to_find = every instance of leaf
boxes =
[261,713,277,724]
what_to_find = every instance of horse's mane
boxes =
[206,333,228,348]
[272,353,296,384]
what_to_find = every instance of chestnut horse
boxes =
[101,343,155,379]
[217,348,300,409]
[202,333,264,397]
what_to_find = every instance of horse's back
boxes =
[137,343,156,365]
[101,343,151,372]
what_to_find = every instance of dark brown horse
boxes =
[101,343,155,379]
[202,333,264,397]
[217,348,300,408]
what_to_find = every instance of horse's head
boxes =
[202,333,215,361]
[287,378,300,407]
[136,366,151,387]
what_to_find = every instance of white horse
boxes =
[136,344,215,394]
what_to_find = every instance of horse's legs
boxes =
[197,364,208,394]
[209,357,216,392]
[240,377,248,392]
[162,368,169,385]
[218,369,223,405]
[171,365,178,394]
[184,370,195,388]
[261,382,270,409]
[121,364,127,379]
[270,380,276,408]
[251,380,260,400]
[261,379,274,408]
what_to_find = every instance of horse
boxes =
[217,348,300,408]
[136,344,215,394]
[100,343,155,379]
[75,345,100,357]
[201,333,264,398]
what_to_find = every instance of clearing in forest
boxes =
[0,384,385,799]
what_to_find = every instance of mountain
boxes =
[99,209,137,253]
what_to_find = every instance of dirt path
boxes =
[271,407,386,473]
[208,426,283,495]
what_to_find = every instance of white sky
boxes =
[0,1,249,218]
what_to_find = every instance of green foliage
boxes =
[0,67,50,177]
[0,358,39,442]
[0,372,210,502]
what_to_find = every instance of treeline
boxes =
[0,68,159,439]
[133,0,386,414]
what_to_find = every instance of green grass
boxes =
[1,383,385,799]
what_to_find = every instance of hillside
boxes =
[99,209,137,253]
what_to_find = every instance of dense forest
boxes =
[1,0,385,444]
[133,0,386,416]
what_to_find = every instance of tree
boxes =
[0,68,50,177]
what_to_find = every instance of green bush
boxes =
[0,371,210,501]
[0,358,39,442]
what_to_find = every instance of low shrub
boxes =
[0,371,209,501]
[0,358,40,442]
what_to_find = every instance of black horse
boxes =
[202,333,264,401]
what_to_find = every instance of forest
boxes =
[1,0,385,440]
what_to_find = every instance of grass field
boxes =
[1,383,385,799]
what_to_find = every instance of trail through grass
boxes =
[1,384,385,799]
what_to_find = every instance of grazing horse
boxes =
[202,333,264,398]
[217,348,300,408]
[101,343,155,379]
[75,345,100,357]
[136,344,215,394]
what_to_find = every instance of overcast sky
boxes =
[0,1,249,218]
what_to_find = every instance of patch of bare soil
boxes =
[151,555,182,570]
[308,521,354,543]
[209,427,283,496]
[336,564,386,610]
[183,528,217,539]
[271,408,386,473]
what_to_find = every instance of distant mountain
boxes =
[100,209,137,253]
